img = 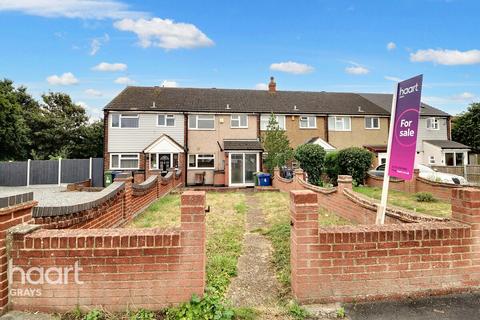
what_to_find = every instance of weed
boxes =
[130,309,155,320]
[336,306,346,318]
[166,294,234,320]
[415,192,436,202]
[84,309,104,320]
[286,300,310,320]
[233,307,259,320]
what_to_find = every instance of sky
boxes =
[0,0,479,119]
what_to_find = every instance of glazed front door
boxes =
[159,154,170,176]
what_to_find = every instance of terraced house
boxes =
[103,78,463,186]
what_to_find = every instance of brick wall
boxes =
[8,191,206,313]
[290,188,480,303]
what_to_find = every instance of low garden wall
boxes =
[290,188,480,303]
[272,168,444,224]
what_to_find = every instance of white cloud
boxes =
[114,76,135,85]
[46,72,78,85]
[387,42,396,51]
[0,0,146,20]
[85,88,103,97]
[410,49,480,65]
[160,80,178,87]
[255,83,268,90]
[114,18,214,50]
[90,33,109,56]
[345,63,370,75]
[92,62,127,72]
[269,61,314,74]
[384,76,402,82]
[452,92,476,100]
[77,101,102,120]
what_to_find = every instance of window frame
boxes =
[260,115,286,131]
[426,117,439,130]
[188,114,215,130]
[328,116,351,131]
[188,154,215,169]
[230,114,249,128]
[157,114,176,127]
[429,156,435,165]
[109,153,140,170]
[365,117,380,130]
[299,115,317,129]
[110,113,139,129]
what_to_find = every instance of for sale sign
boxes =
[388,75,423,180]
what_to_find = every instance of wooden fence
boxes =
[431,165,480,185]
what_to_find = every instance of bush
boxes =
[337,147,373,185]
[324,151,340,184]
[294,144,326,186]
[166,294,234,320]
[415,192,436,202]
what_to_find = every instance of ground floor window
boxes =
[445,152,465,166]
[110,153,139,170]
[150,153,180,171]
[188,154,215,169]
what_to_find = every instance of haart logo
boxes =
[398,83,420,98]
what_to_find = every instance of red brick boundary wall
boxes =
[273,168,443,224]
[365,170,465,202]
[8,191,206,312]
[290,189,480,303]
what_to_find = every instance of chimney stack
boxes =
[268,76,276,93]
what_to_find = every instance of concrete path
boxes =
[0,311,56,320]
[226,192,281,308]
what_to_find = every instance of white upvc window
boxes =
[365,117,380,129]
[188,154,215,169]
[111,114,139,128]
[230,114,248,128]
[429,156,436,165]
[299,116,316,129]
[426,117,439,130]
[328,116,351,131]
[110,153,139,170]
[260,114,286,130]
[189,114,215,130]
[157,114,175,127]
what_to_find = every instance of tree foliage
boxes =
[452,103,480,154]
[0,79,103,160]
[324,151,340,185]
[294,143,326,186]
[261,113,293,172]
[337,147,373,185]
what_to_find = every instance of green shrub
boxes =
[336,306,346,318]
[337,147,373,185]
[287,300,310,320]
[324,151,340,184]
[130,309,155,320]
[166,294,234,320]
[415,192,436,202]
[294,143,326,186]
[84,309,104,320]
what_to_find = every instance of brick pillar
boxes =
[452,188,480,253]
[403,169,419,194]
[0,193,36,313]
[273,167,280,178]
[114,174,133,221]
[337,175,353,192]
[290,190,319,303]
[180,191,206,295]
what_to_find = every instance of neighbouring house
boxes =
[360,93,469,166]
[103,79,457,186]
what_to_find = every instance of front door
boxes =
[159,154,171,176]
[229,153,259,186]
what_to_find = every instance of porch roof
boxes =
[223,139,263,151]
[424,140,470,150]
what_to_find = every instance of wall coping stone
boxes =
[0,192,34,209]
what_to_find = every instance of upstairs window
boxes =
[426,117,439,130]
[231,114,248,128]
[299,116,316,129]
[328,116,351,131]
[111,114,139,128]
[189,115,215,130]
[157,114,175,127]
[260,115,285,130]
[365,117,380,129]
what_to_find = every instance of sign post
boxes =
[376,75,423,225]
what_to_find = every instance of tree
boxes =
[324,151,340,185]
[261,113,293,172]
[337,147,373,185]
[452,103,480,154]
[69,120,104,158]
[294,144,326,186]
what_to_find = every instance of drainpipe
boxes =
[324,116,329,142]
[184,113,188,186]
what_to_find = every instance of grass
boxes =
[128,192,247,298]
[353,186,451,218]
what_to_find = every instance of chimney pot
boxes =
[268,76,276,93]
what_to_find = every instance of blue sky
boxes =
[1,0,479,118]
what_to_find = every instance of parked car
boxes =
[369,164,468,185]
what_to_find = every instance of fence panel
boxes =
[60,159,90,183]
[0,162,28,186]
[29,160,59,185]
[91,158,104,187]
[431,165,480,185]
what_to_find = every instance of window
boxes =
[455,153,464,166]
[231,114,248,128]
[299,116,316,129]
[328,116,351,131]
[426,117,439,130]
[157,114,175,127]
[111,114,139,128]
[189,115,215,129]
[260,115,285,130]
[188,154,215,169]
[445,153,454,166]
[429,156,435,164]
[365,117,380,129]
[110,154,139,169]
